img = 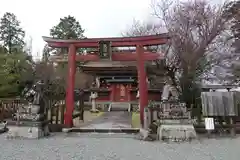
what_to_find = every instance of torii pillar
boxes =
[137,45,148,127]
[65,44,76,127]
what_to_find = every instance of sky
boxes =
[0,0,227,60]
[0,0,153,60]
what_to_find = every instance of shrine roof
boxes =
[80,61,139,75]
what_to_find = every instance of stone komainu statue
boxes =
[161,77,179,101]
[21,81,46,114]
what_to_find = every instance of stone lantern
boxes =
[90,92,99,113]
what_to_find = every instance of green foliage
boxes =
[0,12,25,54]
[50,15,85,39]
[49,15,86,54]
[0,12,32,97]
[34,15,86,101]
[0,50,33,97]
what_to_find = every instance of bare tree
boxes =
[226,0,240,83]
[158,0,236,106]
[124,0,236,107]
[123,19,165,36]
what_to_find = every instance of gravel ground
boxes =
[0,133,239,160]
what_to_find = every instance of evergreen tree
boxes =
[50,15,87,55]
[0,12,25,54]
[50,15,85,39]
[0,49,33,97]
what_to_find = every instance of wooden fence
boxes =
[0,98,83,126]
[0,98,65,124]
[0,98,28,121]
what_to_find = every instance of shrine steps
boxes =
[62,127,139,133]
[108,102,131,112]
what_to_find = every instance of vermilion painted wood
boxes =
[54,52,163,62]
[47,39,168,48]
[75,54,100,61]
[43,34,169,43]
[136,46,148,127]
[64,44,76,127]
[43,34,169,48]
[111,52,163,61]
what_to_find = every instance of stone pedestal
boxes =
[6,121,49,139]
[0,121,7,133]
[6,104,49,139]
[156,102,197,142]
[157,121,196,141]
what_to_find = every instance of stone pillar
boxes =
[96,77,100,88]
[92,94,96,110]
[144,108,149,130]
[65,44,76,127]
[90,92,99,113]
[137,45,148,128]
[136,90,140,111]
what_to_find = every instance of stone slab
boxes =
[6,125,49,139]
[7,120,49,127]
[63,127,139,133]
[159,119,194,124]
[158,124,197,141]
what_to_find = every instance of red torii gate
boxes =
[43,34,169,128]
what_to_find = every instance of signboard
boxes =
[205,118,215,130]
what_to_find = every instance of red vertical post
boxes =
[65,44,76,127]
[136,45,148,127]
[110,84,115,101]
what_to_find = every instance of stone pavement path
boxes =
[82,111,132,129]
[0,133,239,160]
